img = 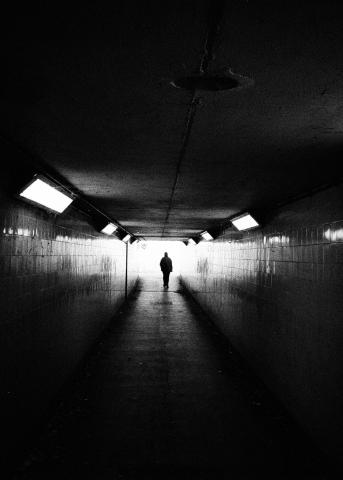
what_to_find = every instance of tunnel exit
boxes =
[134,240,187,277]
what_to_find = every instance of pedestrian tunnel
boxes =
[2,1,343,476]
[1,188,343,478]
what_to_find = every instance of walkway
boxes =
[14,276,329,479]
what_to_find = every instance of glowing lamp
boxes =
[101,223,118,235]
[231,213,259,231]
[20,177,73,213]
[201,231,213,241]
[122,234,131,243]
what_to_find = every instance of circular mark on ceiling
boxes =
[171,75,239,91]
[170,69,254,92]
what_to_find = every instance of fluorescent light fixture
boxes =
[188,238,196,245]
[201,231,214,241]
[231,213,259,231]
[101,223,117,235]
[122,234,131,243]
[20,177,73,213]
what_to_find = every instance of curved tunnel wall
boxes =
[180,184,343,461]
[0,187,139,465]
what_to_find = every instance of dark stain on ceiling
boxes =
[1,1,342,239]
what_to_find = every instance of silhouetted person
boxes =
[160,252,173,288]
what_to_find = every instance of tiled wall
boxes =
[0,192,138,466]
[181,184,343,461]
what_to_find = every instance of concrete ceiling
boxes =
[1,1,343,239]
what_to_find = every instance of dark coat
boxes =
[160,256,172,272]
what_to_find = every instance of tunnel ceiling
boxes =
[1,1,343,239]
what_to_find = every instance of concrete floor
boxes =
[14,276,330,479]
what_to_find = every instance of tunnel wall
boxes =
[180,184,343,461]
[0,188,138,465]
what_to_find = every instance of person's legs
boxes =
[163,271,168,287]
[165,272,170,288]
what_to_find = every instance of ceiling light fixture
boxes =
[201,231,214,241]
[231,213,259,231]
[122,234,131,243]
[19,176,74,214]
[188,238,196,245]
[101,223,118,235]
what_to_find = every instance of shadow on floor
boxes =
[11,276,338,479]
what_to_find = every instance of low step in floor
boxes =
[13,276,331,479]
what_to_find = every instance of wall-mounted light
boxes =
[200,231,214,241]
[231,213,259,231]
[19,176,74,214]
[101,223,118,235]
[122,234,131,243]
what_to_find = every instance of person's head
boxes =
[164,252,168,257]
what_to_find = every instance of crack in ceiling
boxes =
[161,0,226,238]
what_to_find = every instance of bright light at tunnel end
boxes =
[231,213,259,231]
[101,223,118,235]
[19,177,74,213]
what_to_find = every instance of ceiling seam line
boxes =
[161,92,198,238]
[200,0,226,75]
[161,0,225,238]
